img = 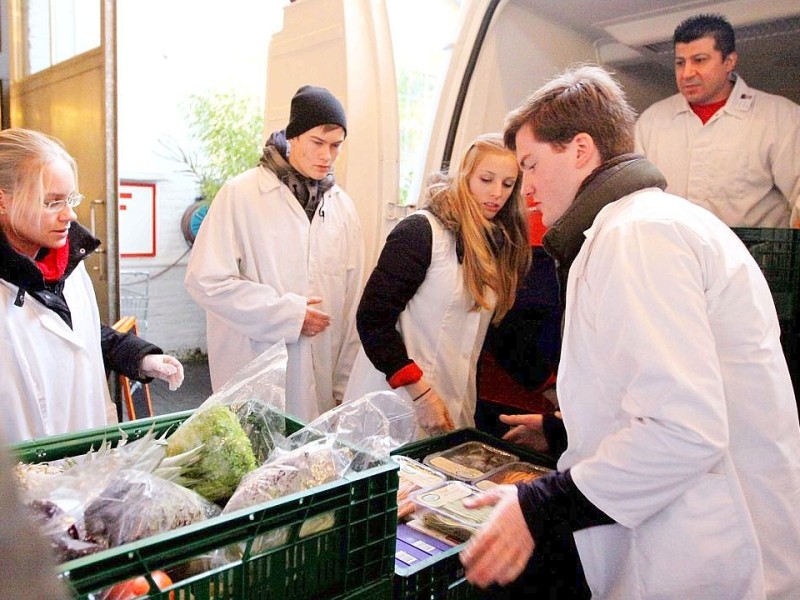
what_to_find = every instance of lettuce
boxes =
[165,405,257,503]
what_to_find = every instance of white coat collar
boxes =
[670,74,752,121]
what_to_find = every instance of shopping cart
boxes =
[119,270,150,335]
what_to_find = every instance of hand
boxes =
[412,386,455,436]
[459,485,534,587]
[501,413,549,453]
[139,354,185,391]
[301,296,332,337]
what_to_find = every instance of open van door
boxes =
[410,0,800,425]
[419,0,800,195]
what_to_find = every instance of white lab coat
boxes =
[635,75,800,227]
[184,165,364,423]
[557,188,800,598]
[345,211,493,433]
[0,263,112,443]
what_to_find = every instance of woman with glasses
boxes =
[0,128,184,443]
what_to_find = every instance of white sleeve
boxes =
[331,206,366,403]
[570,221,730,528]
[184,183,306,344]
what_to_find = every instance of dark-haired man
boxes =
[636,13,800,228]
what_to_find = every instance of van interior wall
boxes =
[612,64,675,116]
[447,0,672,164]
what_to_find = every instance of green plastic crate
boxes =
[391,429,555,600]
[12,410,399,600]
[331,576,393,599]
[733,227,800,396]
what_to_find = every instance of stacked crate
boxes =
[12,410,398,600]
[733,228,800,400]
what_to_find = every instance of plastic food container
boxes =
[395,456,448,520]
[423,441,517,482]
[409,481,493,542]
[473,461,552,490]
[395,456,448,490]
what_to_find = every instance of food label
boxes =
[415,482,494,525]
[397,457,446,487]
[429,456,482,479]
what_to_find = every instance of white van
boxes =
[265,0,800,264]
[265,0,800,414]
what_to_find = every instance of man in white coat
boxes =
[459,65,800,599]
[635,13,800,228]
[185,85,364,422]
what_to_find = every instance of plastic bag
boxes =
[175,340,290,463]
[224,435,348,514]
[289,390,417,465]
[83,469,220,547]
[23,458,218,563]
[163,341,292,502]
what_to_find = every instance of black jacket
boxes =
[0,223,161,380]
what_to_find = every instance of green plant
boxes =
[160,91,264,201]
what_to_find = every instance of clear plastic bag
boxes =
[164,341,292,502]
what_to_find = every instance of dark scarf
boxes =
[542,154,667,294]
[259,130,336,222]
[0,223,100,326]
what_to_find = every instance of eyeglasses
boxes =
[42,192,85,212]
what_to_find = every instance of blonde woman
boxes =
[0,128,183,443]
[345,133,530,437]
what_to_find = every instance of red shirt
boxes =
[690,98,727,124]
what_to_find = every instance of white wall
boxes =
[420,0,597,184]
[117,1,287,357]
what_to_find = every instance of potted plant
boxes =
[160,91,264,245]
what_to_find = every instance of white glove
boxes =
[413,387,455,436]
[139,354,185,391]
[460,485,534,587]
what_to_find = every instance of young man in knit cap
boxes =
[185,85,364,422]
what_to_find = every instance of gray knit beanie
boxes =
[285,85,347,139]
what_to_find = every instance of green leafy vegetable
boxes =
[166,405,257,502]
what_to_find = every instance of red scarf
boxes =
[690,98,727,124]
[35,239,70,283]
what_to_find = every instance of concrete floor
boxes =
[151,356,212,415]
[118,356,212,422]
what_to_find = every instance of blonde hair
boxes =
[0,128,78,236]
[424,133,530,323]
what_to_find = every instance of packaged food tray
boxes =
[12,409,399,600]
[395,455,447,520]
[423,441,517,482]
[409,481,492,542]
[391,428,554,600]
[473,461,552,490]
